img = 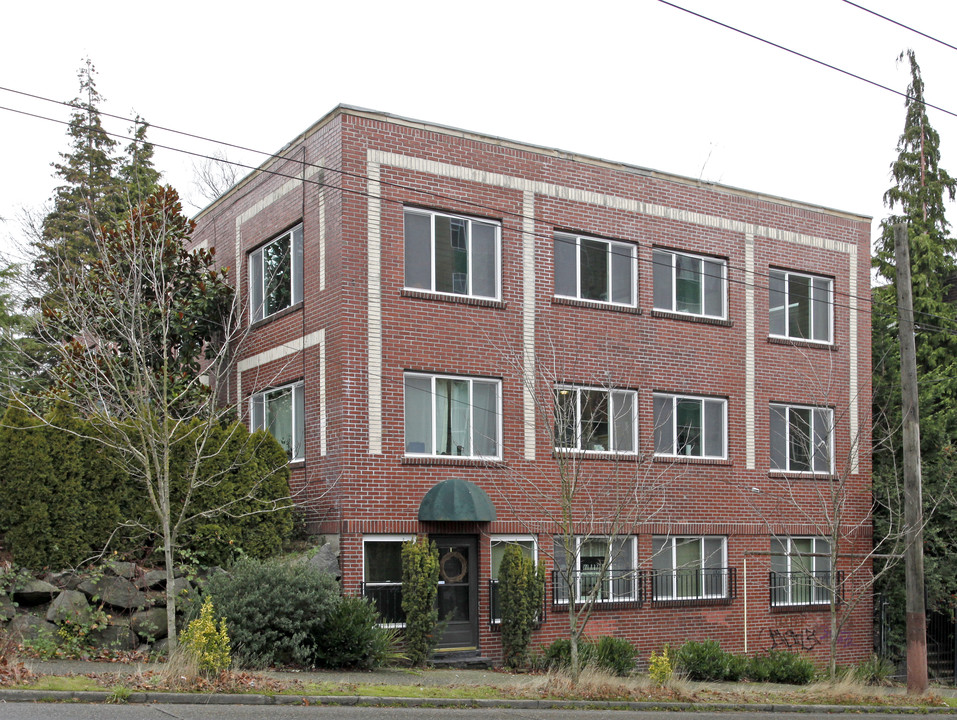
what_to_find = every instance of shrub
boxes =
[499,544,545,668]
[180,596,231,675]
[648,645,673,685]
[746,650,815,684]
[401,537,438,666]
[851,654,896,686]
[724,652,748,681]
[543,636,636,676]
[311,596,401,670]
[675,639,731,681]
[203,557,338,668]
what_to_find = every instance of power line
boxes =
[655,0,957,121]
[6,87,957,337]
[840,0,957,54]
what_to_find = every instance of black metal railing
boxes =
[769,570,844,608]
[551,569,645,607]
[361,582,405,624]
[650,567,737,604]
[488,579,546,627]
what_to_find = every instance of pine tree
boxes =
[35,59,123,283]
[119,116,162,208]
[872,50,957,654]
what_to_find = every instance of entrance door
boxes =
[432,535,478,649]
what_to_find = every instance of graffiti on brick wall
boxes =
[768,622,853,652]
[768,628,820,651]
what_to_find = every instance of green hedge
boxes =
[0,404,294,569]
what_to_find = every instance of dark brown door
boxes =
[432,535,478,649]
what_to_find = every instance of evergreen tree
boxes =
[35,59,123,284]
[119,116,162,208]
[872,50,957,654]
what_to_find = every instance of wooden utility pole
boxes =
[894,222,928,695]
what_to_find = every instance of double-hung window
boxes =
[651,536,728,601]
[363,536,413,625]
[404,209,500,300]
[770,404,833,473]
[653,393,727,458]
[404,373,501,459]
[249,225,303,323]
[490,536,538,623]
[769,269,833,343]
[250,381,305,461]
[553,536,638,604]
[653,248,726,319]
[770,537,833,606]
[554,233,636,306]
[554,386,636,454]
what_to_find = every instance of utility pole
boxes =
[894,222,928,695]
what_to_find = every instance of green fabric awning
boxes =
[417,477,497,523]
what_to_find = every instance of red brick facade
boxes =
[193,106,873,667]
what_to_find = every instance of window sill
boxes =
[552,599,643,612]
[768,336,838,352]
[552,450,642,462]
[552,296,641,315]
[289,459,305,469]
[401,289,506,309]
[402,455,505,468]
[770,602,833,613]
[651,596,733,608]
[249,302,304,330]
[650,309,732,327]
[653,455,731,466]
[768,471,836,480]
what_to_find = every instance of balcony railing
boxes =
[769,570,844,608]
[551,569,645,608]
[361,582,405,625]
[649,567,737,605]
[488,579,546,627]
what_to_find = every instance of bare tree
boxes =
[4,187,301,648]
[191,151,241,206]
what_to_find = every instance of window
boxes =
[653,248,726,319]
[554,386,636,453]
[769,269,832,343]
[771,537,834,606]
[249,225,303,323]
[554,233,636,306]
[651,536,729,601]
[553,536,638,604]
[363,536,413,625]
[250,382,304,461]
[770,404,833,473]
[653,394,726,458]
[404,209,500,300]
[490,536,537,623]
[404,373,501,459]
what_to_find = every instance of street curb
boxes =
[1,689,955,713]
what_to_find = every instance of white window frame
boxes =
[771,536,833,606]
[403,208,501,301]
[250,381,304,462]
[651,536,728,601]
[770,403,834,474]
[554,385,638,454]
[652,248,727,319]
[363,534,414,628]
[554,232,637,307]
[554,536,639,604]
[249,225,303,323]
[769,269,833,344]
[653,393,727,459]
[403,372,502,460]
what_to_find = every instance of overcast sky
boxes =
[3,0,957,265]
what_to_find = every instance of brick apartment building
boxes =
[192,105,873,666]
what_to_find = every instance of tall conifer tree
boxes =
[873,50,957,652]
